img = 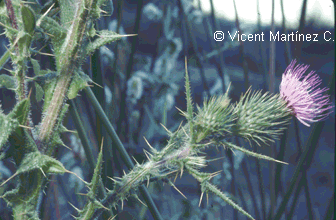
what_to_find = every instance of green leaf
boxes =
[0,74,16,90]
[37,16,66,54]
[1,152,65,219]
[30,70,58,113]
[38,15,66,37]
[74,144,105,219]
[30,58,41,75]
[21,5,36,35]
[222,140,288,165]
[0,98,35,159]
[58,0,78,28]
[16,151,66,175]
[90,141,104,195]
[59,124,77,134]
[1,172,42,219]
[0,113,19,151]
[75,199,106,220]
[87,25,96,38]
[85,30,123,56]
[32,71,58,87]
[184,59,194,142]
[0,50,10,72]
[68,70,91,99]
[203,181,255,220]
[35,82,44,102]
[9,98,31,125]
[0,1,10,25]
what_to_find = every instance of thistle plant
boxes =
[0,0,333,220]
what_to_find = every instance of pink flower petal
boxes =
[279,60,333,127]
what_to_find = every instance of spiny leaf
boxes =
[58,0,78,28]
[21,5,36,36]
[0,49,10,71]
[2,172,43,219]
[67,70,92,99]
[9,98,31,125]
[18,152,66,175]
[0,1,8,24]
[0,74,16,90]
[1,152,66,187]
[90,138,104,196]
[30,58,41,75]
[37,16,66,54]
[184,57,194,142]
[31,71,58,87]
[73,140,106,220]
[35,82,44,102]
[222,140,288,164]
[59,124,77,134]
[202,181,255,220]
[41,77,57,113]
[75,199,108,220]
[87,25,96,38]
[0,113,19,150]
[85,31,136,56]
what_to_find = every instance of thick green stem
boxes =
[38,0,98,146]
[38,71,72,144]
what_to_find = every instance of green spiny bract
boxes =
[194,92,235,144]
[232,88,292,146]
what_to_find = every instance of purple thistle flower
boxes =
[279,60,333,127]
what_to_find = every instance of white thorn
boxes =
[135,195,148,207]
[206,192,209,206]
[143,136,155,152]
[199,192,204,207]
[171,182,187,199]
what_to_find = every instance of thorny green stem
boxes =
[38,71,72,149]
[93,177,170,219]
[38,0,97,148]
[4,0,18,29]
[5,0,26,102]
[92,145,194,219]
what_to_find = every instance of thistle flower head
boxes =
[279,60,333,127]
